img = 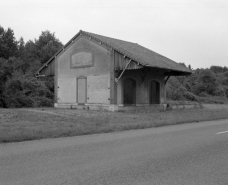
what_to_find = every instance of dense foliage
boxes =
[0,26,63,107]
[166,65,228,104]
[0,25,227,107]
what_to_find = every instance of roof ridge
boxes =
[81,30,191,73]
[81,30,145,66]
[82,30,138,45]
[36,30,192,76]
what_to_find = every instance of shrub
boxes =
[3,71,54,108]
[198,92,211,97]
[16,94,34,107]
[4,97,22,108]
[34,96,53,107]
[183,91,199,102]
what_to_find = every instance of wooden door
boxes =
[77,78,87,104]
[124,78,136,105]
[150,81,160,104]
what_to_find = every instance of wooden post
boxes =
[54,58,58,105]
[115,59,132,83]
[110,49,117,104]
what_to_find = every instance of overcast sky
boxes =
[1,0,227,69]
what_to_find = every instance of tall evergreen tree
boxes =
[0,26,18,59]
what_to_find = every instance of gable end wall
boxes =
[56,36,111,105]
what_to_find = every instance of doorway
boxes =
[150,80,160,104]
[123,78,136,105]
[77,77,87,104]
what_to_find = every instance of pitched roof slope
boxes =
[36,30,192,76]
[82,31,192,74]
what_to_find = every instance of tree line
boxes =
[166,65,228,104]
[0,26,62,107]
[0,26,227,107]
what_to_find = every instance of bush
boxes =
[197,97,224,104]
[166,84,187,101]
[183,91,199,102]
[4,97,22,108]
[16,94,34,107]
[34,96,53,107]
[198,92,211,97]
[224,86,228,98]
[0,94,4,107]
[2,71,54,108]
[213,85,226,97]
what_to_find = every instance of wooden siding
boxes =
[114,51,142,70]
[38,59,55,76]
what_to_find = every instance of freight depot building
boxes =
[36,30,192,111]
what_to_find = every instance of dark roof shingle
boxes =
[82,31,192,74]
[36,30,192,76]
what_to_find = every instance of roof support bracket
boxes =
[115,59,132,83]
[165,75,171,84]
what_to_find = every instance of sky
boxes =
[0,0,228,69]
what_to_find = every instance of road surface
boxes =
[1,119,228,185]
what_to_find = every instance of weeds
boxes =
[1,105,228,143]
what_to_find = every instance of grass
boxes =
[1,104,228,143]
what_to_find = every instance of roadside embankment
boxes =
[1,104,228,143]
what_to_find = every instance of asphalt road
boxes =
[1,119,228,185]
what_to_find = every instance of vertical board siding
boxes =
[39,59,55,76]
[110,49,117,104]
[114,51,142,70]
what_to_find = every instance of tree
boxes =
[17,37,26,59]
[210,66,228,74]
[22,31,63,65]
[194,69,224,96]
[166,76,187,100]
[34,31,63,63]
[0,26,18,59]
[0,26,60,108]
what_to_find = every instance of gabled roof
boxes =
[36,30,192,76]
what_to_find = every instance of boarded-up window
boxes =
[124,78,136,105]
[87,75,110,104]
[71,49,93,68]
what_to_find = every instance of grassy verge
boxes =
[1,104,228,143]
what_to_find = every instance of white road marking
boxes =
[216,130,228,134]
